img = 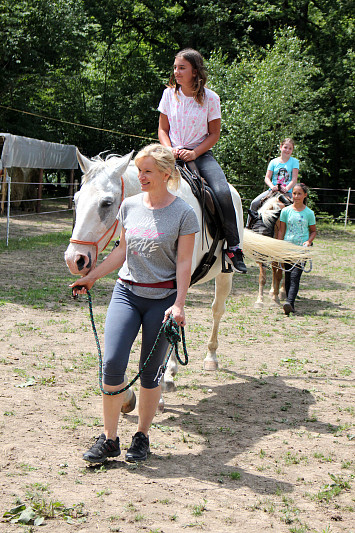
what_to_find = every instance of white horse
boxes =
[65,151,312,411]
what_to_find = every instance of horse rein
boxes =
[69,176,124,263]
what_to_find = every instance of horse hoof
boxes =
[121,391,136,414]
[254,301,264,308]
[270,300,280,308]
[157,398,165,412]
[162,380,176,393]
[203,359,218,371]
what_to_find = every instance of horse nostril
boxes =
[76,256,86,271]
[75,251,92,272]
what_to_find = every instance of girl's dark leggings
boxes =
[103,282,176,388]
[284,262,304,308]
[194,151,240,248]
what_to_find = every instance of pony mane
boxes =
[258,194,284,228]
[82,154,133,184]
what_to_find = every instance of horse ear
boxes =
[76,148,94,174]
[119,151,134,174]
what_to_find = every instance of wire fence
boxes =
[0,177,353,245]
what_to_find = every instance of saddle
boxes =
[247,190,292,237]
[177,162,231,285]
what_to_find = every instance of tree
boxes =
[208,30,324,198]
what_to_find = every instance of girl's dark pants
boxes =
[103,282,176,388]
[284,262,304,309]
[194,151,240,248]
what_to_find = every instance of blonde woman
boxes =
[71,144,199,463]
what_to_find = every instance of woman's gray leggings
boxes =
[103,282,176,388]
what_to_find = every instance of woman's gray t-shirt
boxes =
[117,194,200,299]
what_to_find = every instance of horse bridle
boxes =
[69,176,125,264]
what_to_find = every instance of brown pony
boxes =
[247,192,292,307]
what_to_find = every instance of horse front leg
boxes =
[157,350,179,412]
[255,263,266,308]
[204,272,233,371]
[270,262,283,306]
[162,351,178,393]
[279,264,286,300]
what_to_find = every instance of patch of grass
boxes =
[228,471,241,480]
[191,499,207,516]
[4,486,87,526]
[312,474,351,502]
[284,452,308,465]
[0,231,71,253]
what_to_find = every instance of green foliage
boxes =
[208,29,324,197]
[0,0,353,201]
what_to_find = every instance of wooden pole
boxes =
[68,169,74,209]
[72,179,78,230]
[0,168,7,215]
[36,168,44,213]
[6,169,11,246]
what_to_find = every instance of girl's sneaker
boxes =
[83,433,120,463]
[226,249,247,273]
[125,432,150,462]
[283,302,295,315]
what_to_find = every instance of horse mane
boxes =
[258,194,284,228]
[82,154,134,184]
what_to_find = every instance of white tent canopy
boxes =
[0,133,78,170]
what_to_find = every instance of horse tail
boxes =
[243,228,313,264]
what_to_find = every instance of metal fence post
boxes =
[344,187,351,228]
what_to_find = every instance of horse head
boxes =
[64,149,134,276]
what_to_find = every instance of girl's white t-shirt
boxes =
[158,87,221,150]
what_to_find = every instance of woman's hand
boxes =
[177,149,196,162]
[70,275,96,297]
[163,304,186,327]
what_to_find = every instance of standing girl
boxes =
[158,48,247,273]
[278,183,316,315]
[71,144,199,463]
[248,138,299,224]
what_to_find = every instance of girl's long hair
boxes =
[168,48,207,105]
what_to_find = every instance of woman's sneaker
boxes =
[83,433,120,463]
[125,432,150,462]
[226,249,247,273]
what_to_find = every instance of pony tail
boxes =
[168,166,181,191]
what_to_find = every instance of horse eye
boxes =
[100,199,113,208]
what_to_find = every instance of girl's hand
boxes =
[163,304,186,327]
[177,149,196,162]
[280,185,287,193]
[303,240,311,247]
[272,185,279,192]
[172,148,181,159]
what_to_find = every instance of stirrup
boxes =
[222,248,233,273]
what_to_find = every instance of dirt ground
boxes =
[0,215,354,533]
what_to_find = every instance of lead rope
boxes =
[81,290,189,396]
